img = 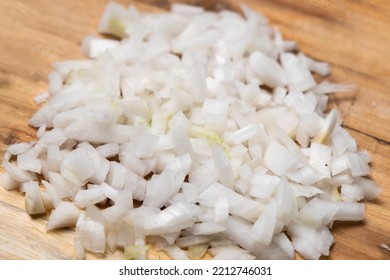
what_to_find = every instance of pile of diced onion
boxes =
[0,2,383,260]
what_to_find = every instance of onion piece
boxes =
[24,181,46,215]
[34,92,49,105]
[98,1,130,38]
[0,172,19,191]
[263,141,299,176]
[46,201,81,230]
[75,207,106,254]
[187,244,209,260]
[210,245,256,260]
[251,198,277,245]
[346,152,370,177]
[6,143,33,155]
[298,53,330,76]
[81,35,119,58]
[249,51,286,87]
[124,244,150,260]
[160,244,189,260]
[199,182,263,222]
[2,152,37,183]
[17,154,42,173]
[74,188,106,208]
[314,109,339,144]
[281,52,316,92]
[288,222,334,260]
[212,145,234,188]
[355,177,383,201]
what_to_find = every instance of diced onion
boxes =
[0,2,382,260]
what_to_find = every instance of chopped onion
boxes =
[0,172,19,190]
[210,245,256,260]
[81,35,119,58]
[0,2,382,260]
[263,141,300,176]
[17,154,42,173]
[46,201,81,230]
[34,92,49,105]
[281,52,316,92]
[6,142,33,155]
[355,177,383,201]
[249,51,286,87]
[251,198,277,245]
[75,209,106,254]
[187,244,209,260]
[24,181,46,215]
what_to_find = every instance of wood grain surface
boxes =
[0,0,389,260]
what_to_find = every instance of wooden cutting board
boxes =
[0,0,389,260]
